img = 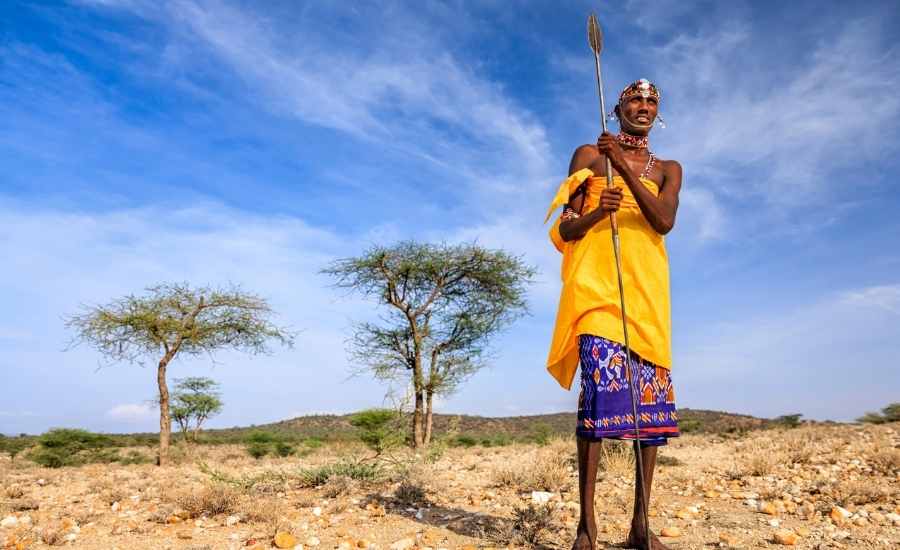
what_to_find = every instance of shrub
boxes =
[244,431,296,459]
[488,503,554,545]
[858,402,900,424]
[453,435,477,447]
[349,409,405,455]
[172,484,240,518]
[529,423,553,445]
[274,442,296,457]
[773,414,803,428]
[0,436,34,460]
[679,419,702,433]
[247,442,270,459]
[394,479,427,504]
[298,459,380,487]
[28,428,119,468]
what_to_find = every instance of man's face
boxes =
[617,94,658,135]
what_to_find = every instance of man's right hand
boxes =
[600,187,623,213]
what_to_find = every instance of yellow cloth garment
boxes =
[545,168,672,390]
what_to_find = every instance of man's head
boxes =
[614,79,660,136]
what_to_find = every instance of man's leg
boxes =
[626,444,670,550]
[573,436,602,550]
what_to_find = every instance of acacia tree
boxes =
[323,242,534,448]
[66,283,293,466]
[169,377,223,444]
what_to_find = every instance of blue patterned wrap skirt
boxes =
[576,334,680,446]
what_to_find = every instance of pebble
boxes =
[225,515,241,526]
[1,516,17,528]
[759,501,778,515]
[531,491,554,504]
[306,536,320,547]
[718,533,740,547]
[830,506,851,524]
[274,532,298,549]
[773,529,799,545]
[660,526,681,537]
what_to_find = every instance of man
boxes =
[544,79,683,550]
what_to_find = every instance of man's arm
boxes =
[597,132,682,234]
[559,145,623,242]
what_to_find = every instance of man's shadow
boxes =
[363,492,644,549]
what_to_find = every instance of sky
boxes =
[2,0,899,435]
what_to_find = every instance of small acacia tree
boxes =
[323,241,534,449]
[170,377,223,444]
[66,283,292,466]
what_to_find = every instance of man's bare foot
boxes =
[625,527,671,550]
[572,529,595,550]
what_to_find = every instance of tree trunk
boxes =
[412,388,424,449]
[157,357,172,466]
[424,389,434,446]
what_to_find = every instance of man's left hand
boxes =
[596,132,627,174]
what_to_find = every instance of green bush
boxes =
[453,435,477,447]
[274,442,296,457]
[30,447,69,468]
[530,423,553,445]
[679,419,702,433]
[39,428,113,449]
[773,414,803,428]
[0,436,34,460]
[28,428,120,468]
[349,409,404,455]
[244,431,297,459]
[298,459,379,487]
[858,403,900,424]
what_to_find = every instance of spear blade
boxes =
[587,13,603,55]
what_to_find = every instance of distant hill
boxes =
[200,408,775,444]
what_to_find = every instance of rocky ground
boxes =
[1,423,898,549]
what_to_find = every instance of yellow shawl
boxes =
[545,168,672,389]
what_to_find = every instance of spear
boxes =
[588,12,651,548]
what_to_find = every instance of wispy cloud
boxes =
[653,17,900,207]
[841,284,900,314]
[677,283,900,420]
[122,0,553,191]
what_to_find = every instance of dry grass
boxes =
[4,484,24,499]
[39,526,64,546]
[394,479,427,504]
[599,440,635,476]
[487,503,555,546]
[171,484,240,518]
[492,439,573,492]
[831,480,893,506]
[321,474,355,498]
[239,496,290,538]
[870,448,900,475]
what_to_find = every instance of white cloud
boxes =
[841,284,900,314]
[126,0,553,194]
[653,17,900,207]
[106,403,156,421]
[676,283,900,421]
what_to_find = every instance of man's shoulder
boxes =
[659,158,682,173]
[573,143,599,157]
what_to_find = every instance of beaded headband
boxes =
[618,78,661,103]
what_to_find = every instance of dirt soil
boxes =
[1,423,898,549]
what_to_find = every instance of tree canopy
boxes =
[323,241,535,447]
[66,283,292,465]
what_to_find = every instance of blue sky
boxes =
[2,0,899,434]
